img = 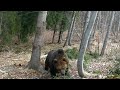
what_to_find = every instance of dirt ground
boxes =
[0,31,119,79]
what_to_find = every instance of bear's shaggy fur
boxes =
[45,49,69,77]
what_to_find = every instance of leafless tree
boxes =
[100,11,115,56]
[77,11,98,78]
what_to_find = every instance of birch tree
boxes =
[84,11,91,33]
[68,11,77,46]
[28,11,47,71]
[77,11,98,78]
[87,11,98,52]
[100,11,115,56]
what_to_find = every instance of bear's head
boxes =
[53,57,69,76]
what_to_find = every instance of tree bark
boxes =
[0,12,3,35]
[87,11,100,52]
[28,11,47,71]
[77,11,98,78]
[68,11,77,46]
[83,11,91,33]
[87,27,95,52]
[52,27,56,43]
[97,11,101,54]
[63,11,75,47]
[116,15,120,39]
[58,30,62,44]
[100,11,115,56]
[102,12,109,43]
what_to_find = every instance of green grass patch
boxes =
[108,57,120,78]
[93,70,101,74]
[89,52,100,59]
[65,48,100,62]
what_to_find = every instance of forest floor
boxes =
[0,31,120,79]
[0,42,119,79]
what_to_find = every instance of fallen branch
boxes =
[0,69,6,73]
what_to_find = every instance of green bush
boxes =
[106,74,120,79]
[66,48,79,60]
[109,58,120,76]
[65,48,100,70]
[89,52,100,59]
[83,53,93,69]
[110,65,120,75]
[84,53,92,61]
[84,52,100,69]
[0,11,38,46]
[65,48,99,60]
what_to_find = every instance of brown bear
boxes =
[45,49,69,78]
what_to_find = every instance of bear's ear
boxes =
[54,59,57,63]
[63,57,66,60]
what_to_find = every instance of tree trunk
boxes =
[77,11,98,78]
[102,12,109,43]
[28,11,47,71]
[97,32,100,54]
[87,11,100,52]
[83,11,92,52]
[116,16,120,39]
[83,11,91,33]
[63,11,75,47]
[58,30,62,44]
[100,11,115,56]
[97,11,101,54]
[87,28,95,52]
[83,11,91,51]
[0,12,3,35]
[52,28,56,43]
[68,11,77,46]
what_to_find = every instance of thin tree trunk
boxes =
[87,11,100,52]
[28,11,47,71]
[77,11,98,78]
[87,28,95,52]
[82,11,91,49]
[58,30,62,44]
[97,11,101,54]
[98,32,100,54]
[52,29,56,43]
[116,16,120,39]
[0,12,3,35]
[68,11,77,46]
[63,11,75,47]
[102,12,109,43]
[83,11,91,33]
[112,25,116,36]
[100,11,115,56]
